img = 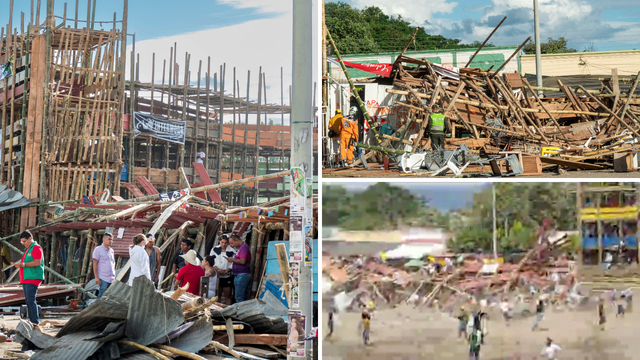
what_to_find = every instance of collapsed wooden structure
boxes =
[0,0,317,240]
[322,28,640,177]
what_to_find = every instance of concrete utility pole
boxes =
[290,1,314,360]
[533,0,543,97]
[493,183,498,260]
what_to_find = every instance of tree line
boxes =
[323,182,577,254]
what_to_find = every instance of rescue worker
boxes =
[340,106,359,165]
[328,109,343,164]
[425,105,450,151]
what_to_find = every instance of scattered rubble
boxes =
[323,28,640,177]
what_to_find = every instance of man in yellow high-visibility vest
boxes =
[425,105,450,151]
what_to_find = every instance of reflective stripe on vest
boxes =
[430,113,445,134]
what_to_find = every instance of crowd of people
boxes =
[6,224,261,330]
[89,233,252,307]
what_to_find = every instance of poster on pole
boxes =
[304,225,313,267]
[305,178,313,225]
[290,215,303,262]
[133,112,186,144]
[289,261,300,308]
[287,311,306,357]
[290,168,306,213]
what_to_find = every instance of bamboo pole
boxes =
[385,89,611,117]
[465,16,507,68]
[275,243,290,304]
[356,142,406,155]
[209,341,244,359]
[152,344,207,360]
[65,230,77,279]
[326,29,380,141]
[117,341,171,360]
[183,296,219,318]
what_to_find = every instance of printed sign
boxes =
[0,55,13,81]
[133,112,186,144]
[159,188,190,202]
[290,168,305,213]
[117,228,125,239]
[289,261,300,308]
[304,225,313,267]
[287,311,306,357]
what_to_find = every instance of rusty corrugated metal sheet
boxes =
[111,227,145,257]
[211,299,287,334]
[57,280,131,338]
[31,331,103,360]
[124,276,184,346]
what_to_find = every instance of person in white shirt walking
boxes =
[128,234,151,286]
[541,338,561,359]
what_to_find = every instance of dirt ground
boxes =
[323,301,637,360]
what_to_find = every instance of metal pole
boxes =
[493,183,497,260]
[533,0,543,97]
[291,1,313,359]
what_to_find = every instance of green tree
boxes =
[523,36,577,54]
[325,2,483,55]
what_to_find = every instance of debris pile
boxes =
[323,235,577,314]
[324,30,640,177]
[13,277,289,359]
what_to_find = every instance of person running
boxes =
[532,299,545,331]
[457,306,469,339]
[617,295,626,318]
[541,338,561,360]
[500,298,511,325]
[468,328,482,360]
[359,311,371,345]
[326,307,335,338]
[598,297,606,330]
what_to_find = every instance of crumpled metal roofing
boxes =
[210,299,287,334]
[16,320,56,349]
[57,280,131,338]
[31,330,103,360]
[163,315,213,353]
[86,321,126,342]
[0,185,30,212]
[124,276,184,346]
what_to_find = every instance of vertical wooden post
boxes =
[49,231,58,283]
[216,64,225,185]
[280,67,285,199]
[204,57,211,171]
[80,229,94,282]
[66,230,77,279]
[229,68,237,205]
[254,69,262,206]
[242,71,250,206]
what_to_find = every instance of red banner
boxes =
[328,58,392,78]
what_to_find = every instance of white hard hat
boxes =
[349,106,358,115]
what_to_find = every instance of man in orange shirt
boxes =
[340,106,359,165]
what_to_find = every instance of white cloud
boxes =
[349,0,458,24]
[127,0,319,118]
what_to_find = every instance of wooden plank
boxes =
[611,68,620,95]
[192,162,222,202]
[134,176,160,195]
[20,36,43,231]
[216,334,287,346]
[28,34,47,228]
[122,182,145,198]
[540,157,604,170]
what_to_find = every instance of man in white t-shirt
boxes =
[210,234,236,305]
[195,148,206,164]
[541,338,561,359]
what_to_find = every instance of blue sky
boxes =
[330,0,640,52]
[1,1,321,125]
[334,182,489,211]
